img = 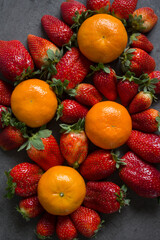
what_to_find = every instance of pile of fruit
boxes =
[0,0,160,239]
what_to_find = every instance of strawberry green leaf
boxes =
[156,113,160,132]
[60,118,85,133]
[111,151,126,169]
[30,138,44,150]
[16,206,30,222]
[129,33,141,45]
[37,129,52,139]
[56,104,64,121]
[115,185,130,211]
[35,231,52,240]
[127,14,146,33]
[5,171,16,199]
[65,88,77,97]
[62,33,78,50]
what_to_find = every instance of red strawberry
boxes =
[131,109,160,133]
[149,71,160,94]
[17,196,44,221]
[117,71,138,106]
[0,126,26,151]
[129,33,154,53]
[60,119,88,168]
[70,206,101,238]
[83,181,129,214]
[111,0,138,20]
[61,0,87,26]
[129,91,153,114]
[120,48,156,77]
[56,215,77,240]
[53,47,91,89]
[80,149,124,181]
[0,40,34,82]
[27,34,59,69]
[87,0,110,11]
[119,151,160,198]
[127,130,160,163]
[36,212,56,239]
[5,162,43,199]
[41,15,73,47]
[0,105,7,128]
[0,80,13,106]
[93,65,117,101]
[68,83,102,106]
[130,7,158,33]
[57,99,88,124]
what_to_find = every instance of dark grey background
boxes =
[0,0,160,239]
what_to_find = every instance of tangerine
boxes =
[77,14,128,63]
[85,101,132,149]
[38,166,86,216]
[11,79,57,128]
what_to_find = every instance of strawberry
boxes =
[127,130,160,163]
[92,64,117,101]
[41,15,73,47]
[117,71,138,106]
[87,0,110,11]
[83,181,129,214]
[36,212,56,239]
[67,83,102,106]
[61,0,87,26]
[27,34,60,69]
[57,99,88,124]
[129,91,153,114]
[129,7,158,33]
[70,206,102,238]
[119,151,160,198]
[149,71,160,94]
[0,80,13,106]
[0,105,7,128]
[120,48,156,77]
[56,215,77,240]
[60,119,88,168]
[131,109,160,133]
[53,47,91,89]
[17,196,44,221]
[5,162,43,199]
[79,150,125,181]
[0,40,34,82]
[0,126,26,151]
[129,33,154,53]
[111,0,138,20]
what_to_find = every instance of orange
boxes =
[85,101,132,149]
[38,166,86,216]
[77,14,128,63]
[11,79,57,128]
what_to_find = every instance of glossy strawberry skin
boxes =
[130,33,154,53]
[129,91,152,114]
[56,216,77,240]
[127,130,160,163]
[0,80,13,106]
[41,15,73,47]
[61,0,87,25]
[36,212,56,238]
[0,40,34,82]
[27,135,64,171]
[27,34,59,69]
[131,109,160,133]
[60,130,88,168]
[80,149,116,181]
[111,0,138,20]
[149,71,160,94]
[0,126,26,151]
[59,99,88,124]
[54,47,91,89]
[87,0,110,11]
[9,162,43,198]
[93,68,117,101]
[117,79,138,106]
[70,206,101,238]
[133,7,158,33]
[75,83,102,106]
[119,151,160,198]
[0,105,7,129]
[84,181,121,214]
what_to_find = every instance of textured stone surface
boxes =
[0,0,160,239]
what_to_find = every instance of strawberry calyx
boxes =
[155,113,160,132]
[110,10,127,27]
[15,67,38,86]
[5,171,16,199]
[115,185,130,210]
[120,48,136,73]
[56,103,64,121]
[62,33,78,50]
[35,232,52,240]
[116,71,139,83]
[129,33,141,45]
[111,151,126,169]
[127,14,146,33]
[88,62,110,77]
[16,206,31,222]
[48,78,70,98]
[93,220,105,237]
[60,118,85,134]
